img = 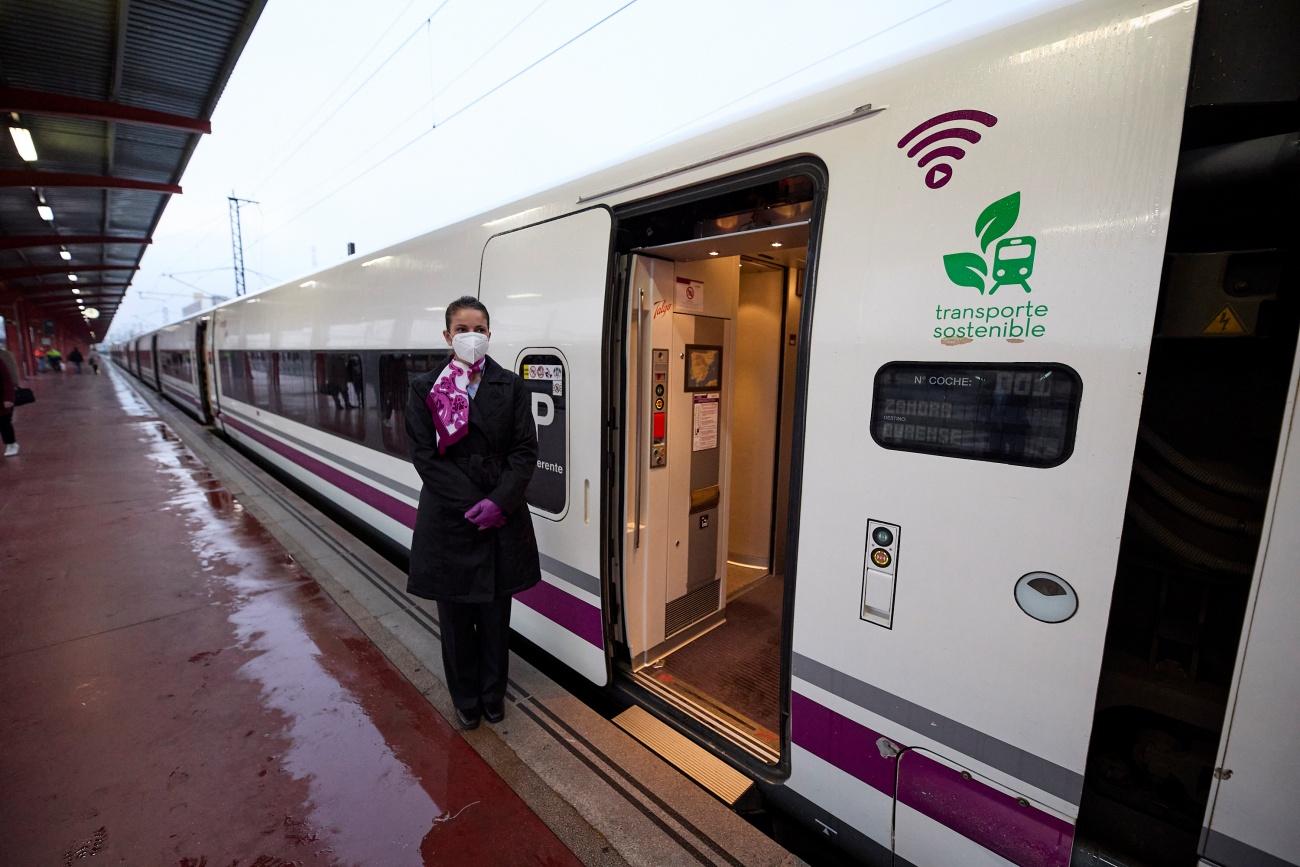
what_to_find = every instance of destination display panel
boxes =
[870,362,1082,468]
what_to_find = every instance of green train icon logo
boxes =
[942,192,1036,295]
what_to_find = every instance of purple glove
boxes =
[465,498,507,531]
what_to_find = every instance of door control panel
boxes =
[862,519,901,629]
[650,349,669,467]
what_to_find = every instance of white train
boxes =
[112,1,1300,864]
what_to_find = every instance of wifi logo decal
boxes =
[897,109,998,189]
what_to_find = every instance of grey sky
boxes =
[105,0,1050,340]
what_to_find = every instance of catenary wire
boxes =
[249,0,455,195]
[252,0,639,246]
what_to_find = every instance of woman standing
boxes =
[405,296,541,729]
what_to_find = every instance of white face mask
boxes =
[451,331,489,365]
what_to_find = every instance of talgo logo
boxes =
[934,192,1049,344]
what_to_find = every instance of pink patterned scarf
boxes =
[427,357,484,454]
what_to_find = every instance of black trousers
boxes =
[436,596,512,712]
[0,411,13,445]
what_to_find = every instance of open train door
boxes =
[1199,348,1300,867]
[478,206,614,685]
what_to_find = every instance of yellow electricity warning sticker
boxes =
[1203,306,1246,336]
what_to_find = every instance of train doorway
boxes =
[1074,131,1300,862]
[195,318,214,422]
[614,166,821,768]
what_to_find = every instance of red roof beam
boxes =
[0,87,211,135]
[0,234,152,251]
[0,264,137,278]
[0,170,181,195]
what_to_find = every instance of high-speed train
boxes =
[111,1,1299,864]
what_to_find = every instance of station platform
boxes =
[0,367,798,867]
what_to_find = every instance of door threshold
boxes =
[631,669,780,766]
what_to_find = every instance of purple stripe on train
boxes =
[223,414,418,527]
[163,383,203,412]
[515,579,604,647]
[790,691,1073,866]
[221,412,604,648]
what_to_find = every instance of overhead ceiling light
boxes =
[84,307,100,319]
[9,126,37,162]
[59,248,72,260]
[708,251,719,256]
[360,255,392,268]
[770,242,783,248]
[37,203,53,221]
[71,287,80,295]
[299,280,318,288]
[68,274,78,282]
[506,293,542,299]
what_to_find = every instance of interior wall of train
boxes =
[1074,0,1300,861]
[615,170,818,767]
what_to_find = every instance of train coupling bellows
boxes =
[614,706,753,805]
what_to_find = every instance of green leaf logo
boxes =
[943,252,987,294]
[975,191,1020,253]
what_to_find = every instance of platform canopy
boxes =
[0,0,267,344]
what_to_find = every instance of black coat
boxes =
[405,355,542,603]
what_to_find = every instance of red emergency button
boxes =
[652,412,666,441]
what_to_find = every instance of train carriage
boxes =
[113,1,1299,864]
[154,315,211,422]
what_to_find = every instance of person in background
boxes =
[88,351,100,375]
[45,346,62,373]
[404,296,541,730]
[67,346,84,374]
[33,347,47,373]
[1,345,21,456]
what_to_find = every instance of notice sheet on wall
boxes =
[692,393,719,451]
[676,277,705,312]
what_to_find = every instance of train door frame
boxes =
[194,318,213,422]
[604,156,829,781]
[149,334,161,388]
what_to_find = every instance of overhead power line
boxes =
[252,0,640,246]
[250,0,455,194]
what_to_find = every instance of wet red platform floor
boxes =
[0,370,581,866]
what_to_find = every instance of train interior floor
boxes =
[0,366,795,867]
[645,574,784,749]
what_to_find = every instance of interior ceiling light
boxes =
[9,126,37,162]
[68,274,78,282]
[37,202,53,221]
[71,287,80,294]
[84,308,100,319]
[59,248,72,260]
[770,242,783,248]
[708,251,719,256]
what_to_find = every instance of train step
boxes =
[614,706,754,806]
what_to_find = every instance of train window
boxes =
[275,351,314,426]
[160,350,191,382]
[379,352,449,457]
[218,350,254,405]
[519,352,567,516]
[313,352,366,442]
[249,351,273,411]
[870,361,1082,468]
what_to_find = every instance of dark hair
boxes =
[445,295,490,331]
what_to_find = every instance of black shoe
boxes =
[454,706,481,730]
[482,699,505,724]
